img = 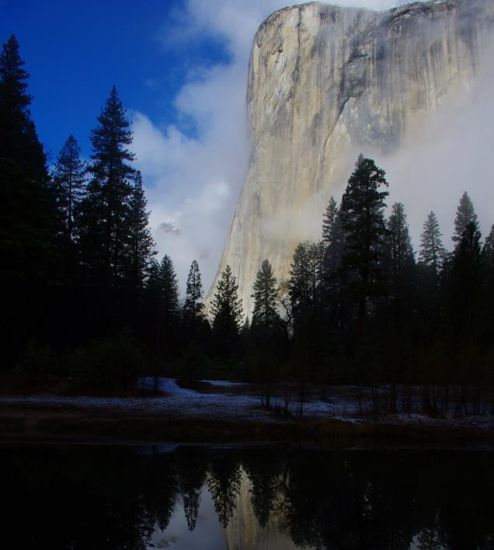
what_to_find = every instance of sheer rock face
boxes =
[208,0,494,318]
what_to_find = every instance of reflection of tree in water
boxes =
[268,450,494,550]
[0,446,493,549]
[139,452,178,532]
[207,452,242,528]
[241,452,285,529]
[175,448,208,531]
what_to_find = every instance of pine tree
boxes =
[0,34,46,180]
[453,221,482,296]
[321,197,344,324]
[126,171,155,295]
[453,192,478,244]
[339,154,388,330]
[322,196,339,247]
[251,259,279,329]
[419,211,446,276]
[482,224,494,265]
[288,242,323,320]
[52,134,86,240]
[250,259,285,406]
[160,254,179,327]
[78,86,136,287]
[386,202,414,287]
[449,220,483,382]
[0,35,55,366]
[211,265,243,344]
[183,260,204,323]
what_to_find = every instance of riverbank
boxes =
[0,377,492,445]
[0,404,492,446]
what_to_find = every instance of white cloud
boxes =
[131,0,416,292]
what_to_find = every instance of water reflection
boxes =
[0,444,492,549]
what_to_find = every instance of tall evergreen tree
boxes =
[452,221,482,299]
[143,255,179,356]
[288,242,325,395]
[320,197,344,326]
[453,192,478,244]
[251,259,279,329]
[322,196,339,247]
[288,242,323,319]
[0,34,46,180]
[386,202,414,290]
[448,221,483,382]
[0,35,55,366]
[250,259,286,406]
[211,265,243,353]
[126,171,155,296]
[183,260,204,323]
[52,134,86,241]
[160,254,180,328]
[339,154,388,331]
[482,225,494,268]
[78,86,135,288]
[419,211,446,276]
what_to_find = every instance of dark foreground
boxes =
[0,404,492,446]
[1,442,493,549]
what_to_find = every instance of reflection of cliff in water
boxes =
[225,467,309,550]
[0,445,493,549]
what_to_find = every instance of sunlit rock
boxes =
[207,0,494,317]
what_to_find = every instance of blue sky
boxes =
[0,0,232,161]
[7,0,485,295]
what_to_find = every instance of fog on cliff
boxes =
[131,0,494,292]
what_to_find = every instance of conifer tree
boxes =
[126,171,155,295]
[143,255,179,356]
[160,254,179,327]
[483,225,494,261]
[453,192,478,244]
[419,211,446,276]
[183,260,204,323]
[452,221,482,297]
[78,86,136,287]
[0,34,46,180]
[211,265,243,342]
[0,35,55,366]
[339,154,388,330]
[250,259,285,406]
[52,134,86,240]
[386,202,414,287]
[251,259,279,329]
[320,197,344,325]
[322,196,339,247]
[288,242,323,318]
[385,203,415,359]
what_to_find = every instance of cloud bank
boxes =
[132,0,411,292]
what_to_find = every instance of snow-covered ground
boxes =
[0,379,492,432]
[0,377,357,421]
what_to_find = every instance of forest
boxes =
[1,35,493,412]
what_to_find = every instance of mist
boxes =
[132,0,411,292]
[132,0,492,294]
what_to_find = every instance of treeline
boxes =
[212,155,494,411]
[1,35,493,400]
[0,35,199,388]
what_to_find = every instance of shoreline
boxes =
[0,404,492,446]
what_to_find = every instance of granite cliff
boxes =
[208,0,494,318]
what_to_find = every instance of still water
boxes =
[1,443,492,549]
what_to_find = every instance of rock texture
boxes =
[208,0,494,318]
